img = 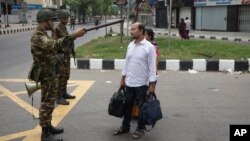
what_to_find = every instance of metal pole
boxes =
[169,0,172,48]
[105,0,107,36]
[5,1,9,27]
[165,0,171,48]
[126,0,130,37]
[120,4,123,43]
[0,2,2,28]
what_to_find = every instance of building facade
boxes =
[0,0,62,24]
[154,0,250,32]
[194,0,250,32]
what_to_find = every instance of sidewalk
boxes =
[0,23,36,35]
[153,28,250,42]
[123,22,250,42]
[2,22,250,43]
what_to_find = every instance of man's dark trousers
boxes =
[122,85,148,131]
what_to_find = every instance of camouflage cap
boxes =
[57,9,70,19]
[37,9,57,22]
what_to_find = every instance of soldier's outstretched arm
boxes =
[32,29,86,51]
[56,28,86,50]
[71,28,86,38]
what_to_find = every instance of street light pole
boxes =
[120,4,123,43]
[5,0,9,27]
[165,0,172,48]
[0,3,2,28]
[126,0,130,37]
[104,0,107,36]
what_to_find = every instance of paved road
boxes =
[0,21,250,141]
[0,22,121,77]
[0,70,250,141]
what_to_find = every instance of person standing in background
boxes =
[70,16,75,30]
[184,17,191,39]
[178,18,186,39]
[52,9,76,105]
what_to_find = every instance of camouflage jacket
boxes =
[53,22,69,38]
[52,22,72,56]
[29,26,75,82]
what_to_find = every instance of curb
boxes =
[0,26,36,35]
[70,58,250,72]
[155,32,250,43]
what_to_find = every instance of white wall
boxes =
[179,7,191,21]
[8,15,20,24]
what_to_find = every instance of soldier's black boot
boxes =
[57,89,69,105]
[63,87,75,99]
[41,127,63,141]
[49,123,64,134]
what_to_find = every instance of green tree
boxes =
[133,0,142,23]
[63,0,115,23]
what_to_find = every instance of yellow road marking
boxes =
[67,84,78,87]
[0,79,29,83]
[23,81,94,141]
[11,85,76,96]
[13,90,40,95]
[13,90,30,95]
[0,79,94,141]
[0,78,90,84]
[0,85,39,118]
[0,130,34,141]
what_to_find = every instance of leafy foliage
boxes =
[62,0,114,23]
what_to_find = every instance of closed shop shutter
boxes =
[238,6,250,32]
[196,6,227,31]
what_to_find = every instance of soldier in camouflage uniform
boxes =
[52,9,75,105]
[29,9,86,141]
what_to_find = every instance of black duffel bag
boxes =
[139,92,162,131]
[108,87,126,118]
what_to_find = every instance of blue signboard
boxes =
[209,0,231,5]
[12,4,42,10]
[147,0,155,6]
[194,0,242,6]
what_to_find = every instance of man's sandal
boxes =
[113,127,129,135]
[132,130,144,139]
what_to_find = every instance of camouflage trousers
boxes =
[39,75,59,127]
[59,57,70,89]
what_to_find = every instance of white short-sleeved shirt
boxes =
[122,38,157,87]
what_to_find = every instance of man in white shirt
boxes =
[185,17,191,39]
[113,22,157,139]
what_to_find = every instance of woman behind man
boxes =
[145,28,159,73]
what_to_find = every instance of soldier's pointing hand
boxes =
[72,28,86,38]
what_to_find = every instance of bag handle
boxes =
[118,86,126,94]
[148,92,157,101]
[143,92,159,132]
